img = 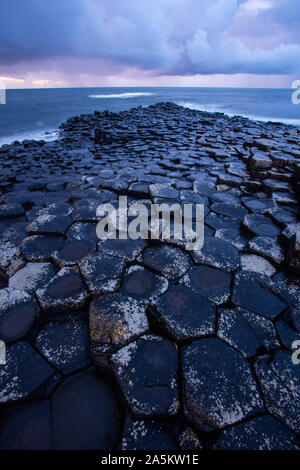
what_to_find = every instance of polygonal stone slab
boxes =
[36,267,89,315]
[9,262,56,294]
[254,352,300,434]
[111,335,179,418]
[142,245,192,280]
[240,254,276,277]
[181,265,231,305]
[149,183,179,199]
[35,320,91,375]
[248,236,285,265]
[90,293,149,356]
[0,341,55,403]
[20,235,64,261]
[232,272,286,320]
[150,284,215,342]
[237,306,280,351]
[120,420,178,451]
[0,288,39,343]
[66,222,98,242]
[214,415,300,450]
[242,197,276,213]
[98,237,146,261]
[79,252,125,295]
[52,368,122,450]
[120,265,168,303]
[27,211,72,236]
[217,309,262,357]
[0,400,53,450]
[182,338,264,430]
[192,237,240,272]
[242,214,281,237]
[215,228,248,250]
[51,240,96,267]
[211,203,247,220]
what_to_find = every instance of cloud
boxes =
[0,0,299,78]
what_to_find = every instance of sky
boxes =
[0,0,300,89]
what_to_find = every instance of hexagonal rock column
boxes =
[214,415,300,450]
[120,265,168,304]
[79,252,125,295]
[90,293,149,357]
[111,335,179,418]
[142,245,192,280]
[0,342,55,404]
[182,338,264,431]
[181,265,231,305]
[254,350,300,434]
[36,267,89,315]
[232,272,287,320]
[51,368,123,450]
[149,284,216,342]
[0,288,39,343]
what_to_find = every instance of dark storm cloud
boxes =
[0,0,300,76]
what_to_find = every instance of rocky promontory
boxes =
[0,102,300,450]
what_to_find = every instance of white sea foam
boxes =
[177,101,300,127]
[0,129,59,147]
[88,92,154,99]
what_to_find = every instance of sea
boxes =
[0,87,299,146]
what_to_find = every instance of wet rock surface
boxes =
[0,102,299,449]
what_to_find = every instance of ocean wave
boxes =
[0,129,59,147]
[88,92,154,99]
[177,101,300,127]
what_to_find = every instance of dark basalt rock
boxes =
[182,265,231,305]
[211,202,247,220]
[98,237,146,261]
[143,245,192,280]
[217,308,262,357]
[150,284,215,341]
[255,351,300,434]
[20,235,64,261]
[120,420,178,450]
[215,415,300,450]
[182,338,264,430]
[8,262,56,294]
[79,252,125,295]
[120,265,168,303]
[242,197,276,213]
[111,335,179,418]
[0,341,55,403]
[0,401,53,450]
[232,272,286,320]
[51,240,96,267]
[66,222,98,242]
[215,227,248,250]
[242,213,281,237]
[248,236,285,264]
[27,211,73,236]
[36,267,89,315]
[34,320,91,375]
[0,288,39,343]
[90,293,148,357]
[149,183,179,199]
[0,202,25,220]
[237,307,280,351]
[52,368,123,450]
[192,237,240,272]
